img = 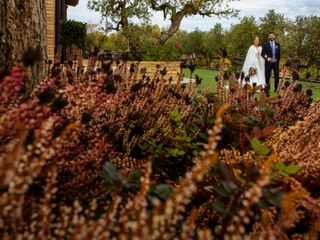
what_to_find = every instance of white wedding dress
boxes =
[240,45,265,86]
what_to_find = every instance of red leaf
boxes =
[262,125,276,137]
[252,127,264,139]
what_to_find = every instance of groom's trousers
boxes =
[265,61,279,92]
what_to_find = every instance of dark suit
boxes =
[261,41,281,92]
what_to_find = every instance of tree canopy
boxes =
[88,0,150,32]
[88,0,238,46]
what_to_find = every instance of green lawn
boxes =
[183,68,320,100]
[183,68,217,92]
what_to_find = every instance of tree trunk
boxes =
[0,0,47,92]
[157,12,185,45]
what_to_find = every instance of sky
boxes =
[68,0,320,32]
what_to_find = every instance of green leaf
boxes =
[124,169,142,189]
[103,161,117,172]
[257,199,270,209]
[101,162,122,182]
[172,148,179,154]
[244,116,258,125]
[264,106,275,117]
[274,162,285,171]
[227,181,238,191]
[152,184,172,200]
[221,181,238,193]
[260,146,271,155]
[211,201,231,215]
[213,185,229,198]
[285,165,300,174]
[211,201,225,212]
[268,172,277,181]
[279,171,289,177]
[250,137,270,155]
[170,108,181,123]
[250,137,261,153]
[167,148,185,157]
[265,193,283,208]
[175,135,184,141]
[147,140,157,147]
[138,142,149,151]
[104,182,118,190]
[177,149,185,156]
[85,162,94,170]
[263,188,283,208]
[192,150,199,156]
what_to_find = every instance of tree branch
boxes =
[149,0,175,19]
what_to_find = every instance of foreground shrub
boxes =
[0,52,319,239]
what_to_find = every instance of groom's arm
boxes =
[261,44,265,58]
[261,43,269,62]
[261,44,266,58]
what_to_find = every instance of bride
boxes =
[240,36,265,87]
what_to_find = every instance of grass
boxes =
[183,68,218,92]
[299,81,320,99]
[183,68,320,100]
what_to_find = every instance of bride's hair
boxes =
[253,36,260,45]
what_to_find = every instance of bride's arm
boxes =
[242,46,255,75]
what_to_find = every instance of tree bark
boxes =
[157,11,185,45]
[0,0,47,92]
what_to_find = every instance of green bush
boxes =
[60,20,87,59]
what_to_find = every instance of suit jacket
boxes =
[261,41,281,62]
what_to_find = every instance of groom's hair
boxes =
[268,31,275,35]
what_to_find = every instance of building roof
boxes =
[66,0,79,6]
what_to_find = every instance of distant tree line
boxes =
[85,10,320,65]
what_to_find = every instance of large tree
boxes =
[224,16,259,57]
[289,16,320,58]
[0,0,47,92]
[285,17,310,58]
[88,0,150,53]
[88,0,150,32]
[202,23,226,64]
[259,10,288,43]
[88,0,238,46]
[150,0,238,44]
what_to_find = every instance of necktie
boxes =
[271,42,276,62]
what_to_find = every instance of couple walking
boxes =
[241,32,281,93]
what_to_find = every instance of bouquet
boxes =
[249,66,257,76]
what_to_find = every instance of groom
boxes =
[261,32,281,94]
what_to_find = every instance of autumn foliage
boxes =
[0,48,319,239]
